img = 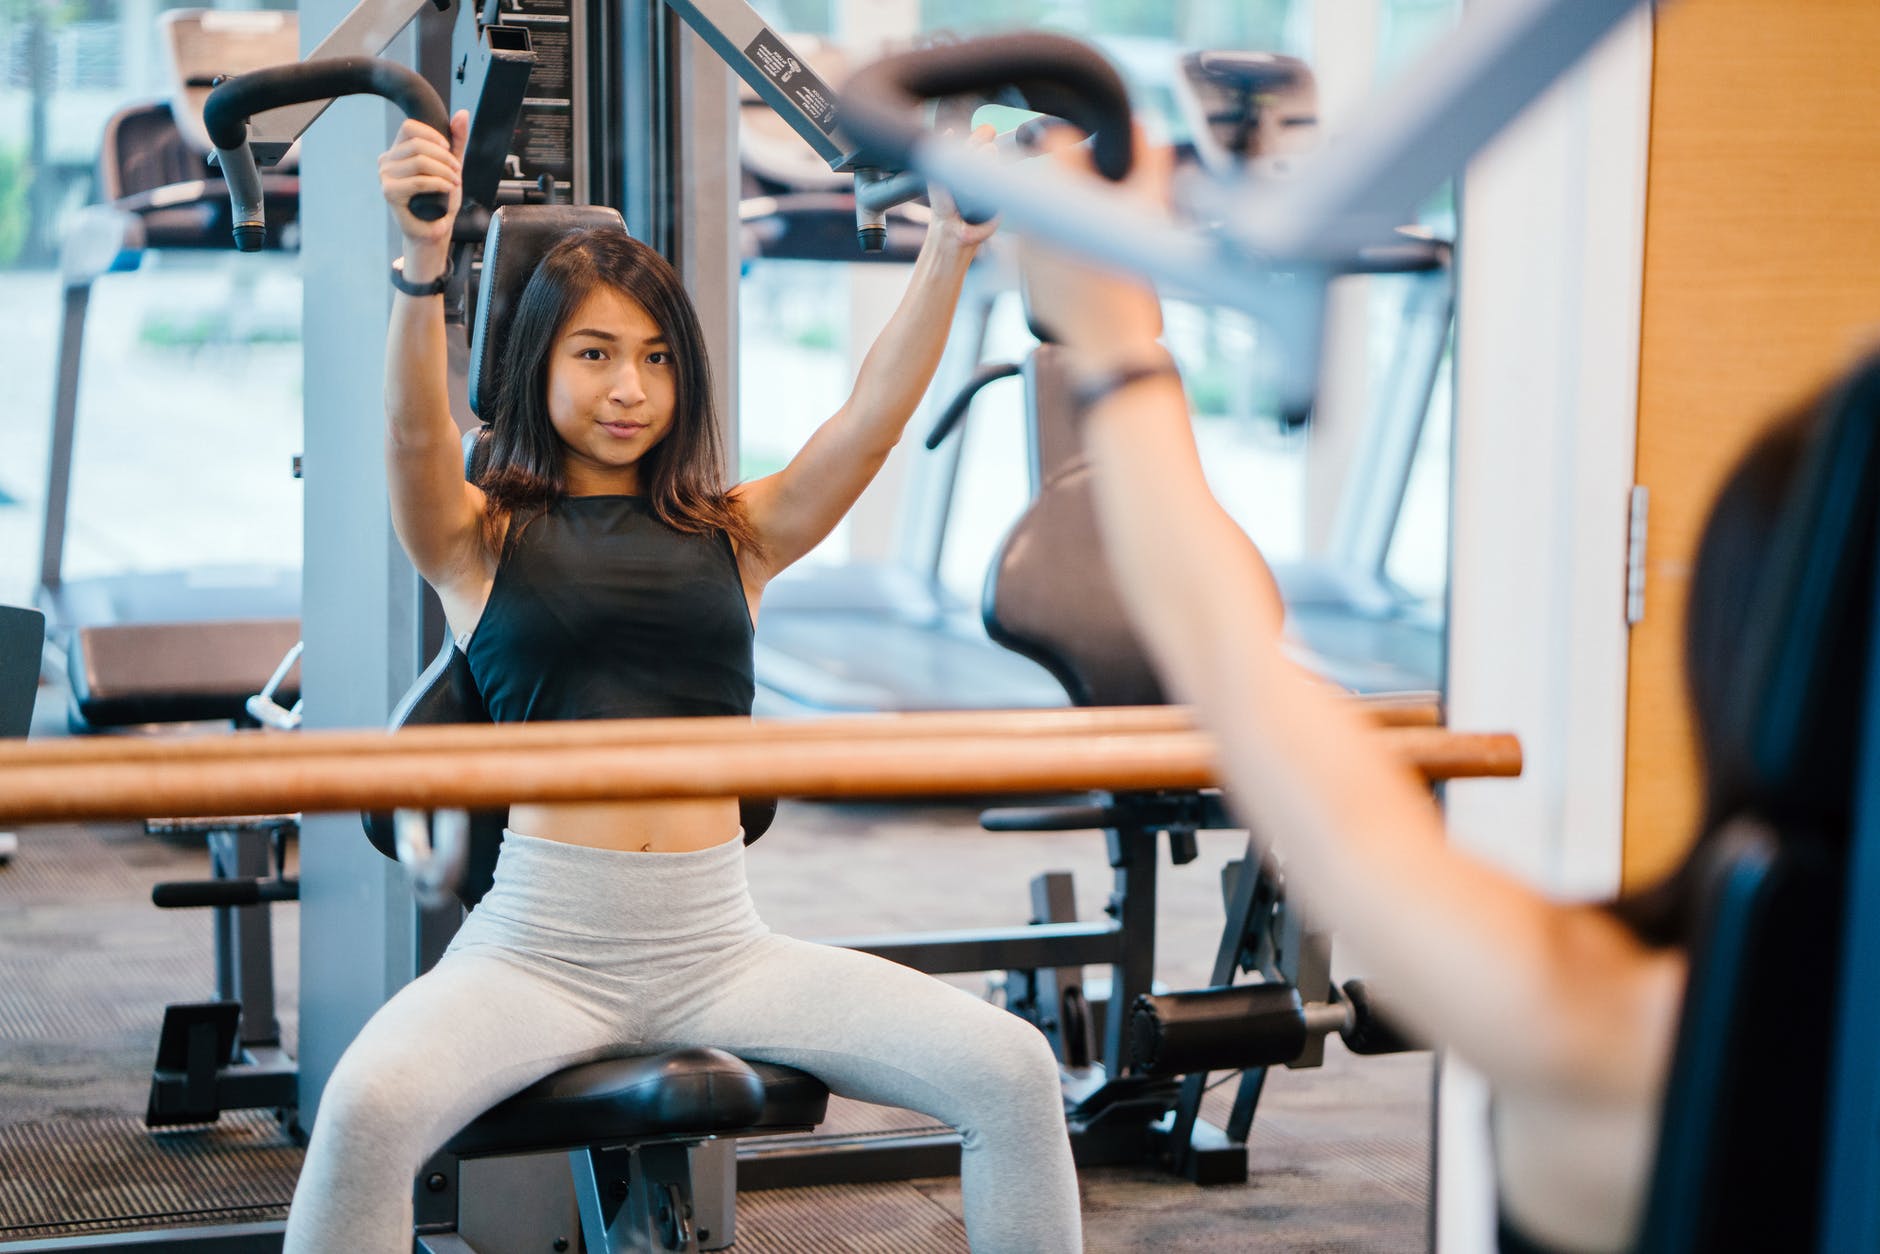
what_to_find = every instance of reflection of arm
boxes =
[1076,370,1682,1102]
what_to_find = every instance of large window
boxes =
[739,1,1462,691]
[0,0,304,606]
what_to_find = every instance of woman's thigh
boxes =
[317,945,631,1148]
[662,934,1059,1125]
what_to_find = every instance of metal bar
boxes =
[216,827,282,1049]
[736,1129,962,1190]
[1100,825,1160,1076]
[1224,1065,1269,1145]
[829,919,1124,976]
[146,1056,297,1114]
[0,699,1441,768]
[39,281,91,599]
[899,274,994,584]
[661,0,846,167]
[0,727,1520,824]
[1166,833,1269,1169]
[876,0,1646,407]
[853,168,924,214]
[0,1222,286,1252]
[1222,0,1644,260]
[1325,267,1455,581]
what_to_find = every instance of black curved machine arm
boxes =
[204,56,449,252]
[924,360,1023,450]
[840,33,1135,190]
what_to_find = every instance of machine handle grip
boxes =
[840,33,1134,183]
[924,361,1022,450]
[204,57,450,250]
[153,878,299,908]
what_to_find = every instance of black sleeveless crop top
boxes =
[465,496,755,723]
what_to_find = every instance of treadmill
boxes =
[39,10,302,729]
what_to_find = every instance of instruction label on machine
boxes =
[496,0,574,192]
[744,27,838,136]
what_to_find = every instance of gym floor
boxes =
[0,675,1430,1252]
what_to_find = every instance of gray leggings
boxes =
[283,830,1082,1253]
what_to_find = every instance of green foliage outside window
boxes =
[0,147,31,269]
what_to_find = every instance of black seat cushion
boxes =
[744,1059,834,1132]
[444,1048,829,1158]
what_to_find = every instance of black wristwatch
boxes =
[1070,348,1182,415]
[390,254,453,298]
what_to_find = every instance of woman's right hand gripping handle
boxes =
[379,111,469,280]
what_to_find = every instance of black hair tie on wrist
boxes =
[391,254,453,297]
[1072,352,1181,415]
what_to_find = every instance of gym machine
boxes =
[143,814,301,1133]
[38,10,303,733]
[923,52,1456,696]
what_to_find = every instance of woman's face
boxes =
[544,284,678,494]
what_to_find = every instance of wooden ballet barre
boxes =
[0,694,1441,770]
[0,723,1517,825]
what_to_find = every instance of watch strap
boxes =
[391,254,453,297]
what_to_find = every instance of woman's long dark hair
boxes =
[469,227,757,554]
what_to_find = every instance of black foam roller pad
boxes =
[1130,982,1307,1077]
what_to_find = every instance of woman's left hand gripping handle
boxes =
[380,110,470,251]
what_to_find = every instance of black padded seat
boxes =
[67,615,301,727]
[445,1049,829,1159]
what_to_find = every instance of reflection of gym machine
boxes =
[776,339,1423,1188]
[38,10,303,732]
[840,13,1880,1251]
[1172,51,1456,694]
[143,814,301,1132]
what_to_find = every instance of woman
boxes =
[1017,127,1831,1252]
[282,112,1081,1253]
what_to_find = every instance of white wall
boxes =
[1437,6,1653,1250]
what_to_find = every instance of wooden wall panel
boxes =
[1625,0,1880,887]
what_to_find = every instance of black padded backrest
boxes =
[362,637,507,908]
[1637,823,1840,1253]
[0,605,46,740]
[468,204,627,420]
[983,347,1165,708]
[1637,356,1880,1249]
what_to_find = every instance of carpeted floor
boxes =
[0,768,1431,1251]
